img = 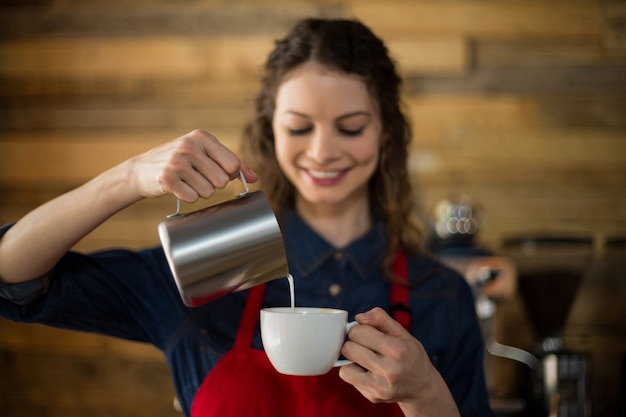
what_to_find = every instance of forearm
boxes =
[0,160,140,284]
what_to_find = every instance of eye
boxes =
[338,127,364,137]
[287,127,313,136]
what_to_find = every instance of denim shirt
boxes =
[0,209,492,416]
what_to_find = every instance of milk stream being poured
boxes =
[287,273,295,310]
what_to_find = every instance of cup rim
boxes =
[261,307,347,315]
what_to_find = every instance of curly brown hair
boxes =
[241,18,426,277]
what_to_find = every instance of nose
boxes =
[305,127,339,163]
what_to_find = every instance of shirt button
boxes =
[328,283,341,298]
[334,251,344,260]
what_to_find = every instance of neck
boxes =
[295,194,372,248]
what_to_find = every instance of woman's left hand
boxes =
[339,307,460,417]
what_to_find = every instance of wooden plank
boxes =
[0,320,163,361]
[406,95,540,130]
[602,1,626,49]
[406,64,626,93]
[0,73,260,100]
[0,98,252,131]
[387,36,469,75]
[418,128,626,165]
[347,0,602,40]
[0,205,164,250]
[409,128,626,184]
[0,1,343,38]
[409,156,626,186]
[477,40,626,68]
[0,35,275,99]
[0,36,275,79]
[0,350,178,417]
[533,94,626,128]
[0,130,242,186]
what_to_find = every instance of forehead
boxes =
[275,62,377,113]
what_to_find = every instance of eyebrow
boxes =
[337,111,371,122]
[284,110,371,121]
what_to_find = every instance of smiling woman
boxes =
[4,0,624,415]
[0,16,489,417]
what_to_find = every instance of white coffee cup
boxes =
[260,307,357,376]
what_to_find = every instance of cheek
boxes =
[353,138,381,167]
[273,134,294,173]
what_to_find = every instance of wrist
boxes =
[91,159,145,211]
[398,365,460,417]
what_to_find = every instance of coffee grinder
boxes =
[502,236,592,417]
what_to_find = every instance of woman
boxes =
[0,18,492,416]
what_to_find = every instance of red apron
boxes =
[191,252,410,417]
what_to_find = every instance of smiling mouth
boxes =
[306,169,346,180]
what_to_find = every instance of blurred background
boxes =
[0,1,625,416]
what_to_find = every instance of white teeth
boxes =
[308,170,341,179]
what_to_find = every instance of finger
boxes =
[195,130,242,179]
[240,160,259,183]
[191,131,263,191]
[160,146,220,200]
[341,330,419,404]
[177,167,217,200]
[338,360,396,403]
[355,307,409,339]
[342,334,383,370]
[165,130,236,196]
[169,180,200,203]
[338,361,370,386]
[342,327,407,379]
[348,310,415,366]
[186,156,231,193]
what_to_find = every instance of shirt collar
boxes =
[280,209,386,282]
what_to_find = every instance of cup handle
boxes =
[334,321,358,367]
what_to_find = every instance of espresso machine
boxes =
[429,194,533,414]
[502,235,593,417]
[429,196,593,416]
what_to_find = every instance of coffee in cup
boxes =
[260,307,356,376]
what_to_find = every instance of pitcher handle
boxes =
[168,171,249,218]
[236,170,250,198]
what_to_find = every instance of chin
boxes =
[299,189,363,208]
[298,192,340,206]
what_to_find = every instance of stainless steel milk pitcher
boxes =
[158,173,288,306]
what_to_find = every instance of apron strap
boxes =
[390,249,411,330]
[234,284,266,349]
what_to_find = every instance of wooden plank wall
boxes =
[0,1,625,416]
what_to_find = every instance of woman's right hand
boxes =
[0,130,255,284]
[129,129,258,202]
